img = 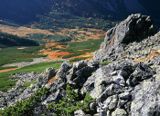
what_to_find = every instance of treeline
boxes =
[0,32,39,48]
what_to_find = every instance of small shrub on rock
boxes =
[48,85,93,116]
[0,87,49,116]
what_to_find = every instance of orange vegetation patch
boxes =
[44,40,66,49]
[38,28,104,61]
[134,49,160,62]
[70,52,93,61]
[40,49,71,60]
[39,41,70,60]
[0,68,18,73]
[48,51,71,59]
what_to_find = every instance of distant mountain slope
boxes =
[49,0,135,19]
[0,0,159,25]
[49,0,160,21]
[0,0,52,24]
[0,32,39,48]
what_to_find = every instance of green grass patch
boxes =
[23,80,37,88]
[100,60,110,66]
[62,39,103,59]
[0,76,16,92]
[0,61,62,91]
[15,61,62,73]
[0,46,43,66]
[70,57,89,62]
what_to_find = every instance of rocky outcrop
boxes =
[94,14,157,61]
[81,60,157,116]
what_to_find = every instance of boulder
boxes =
[82,60,156,116]
[0,97,6,108]
[67,61,97,89]
[89,101,97,112]
[101,94,118,111]
[56,62,72,79]
[130,74,160,116]
[112,108,127,116]
[97,83,125,102]
[43,89,62,104]
[127,63,155,87]
[82,60,134,98]
[74,110,86,116]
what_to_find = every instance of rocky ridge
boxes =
[1,14,160,116]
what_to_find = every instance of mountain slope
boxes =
[0,0,159,25]
[0,32,39,48]
[0,0,52,24]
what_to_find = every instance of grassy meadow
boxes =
[0,61,62,91]
[63,38,103,59]
[0,46,44,66]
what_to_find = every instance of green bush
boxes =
[48,85,93,116]
[0,85,93,116]
[0,32,39,48]
[100,60,110,66]
[0,87,49,116]
[29,34,72,42]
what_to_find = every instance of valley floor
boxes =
[0,25,105,91]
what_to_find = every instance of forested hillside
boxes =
[0,32,39,48]
[0,0,159,25]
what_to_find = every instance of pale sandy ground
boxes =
[2,57,50,68]
[0,68,18,73]
[0,58,53,73]
[0,24,105,40]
